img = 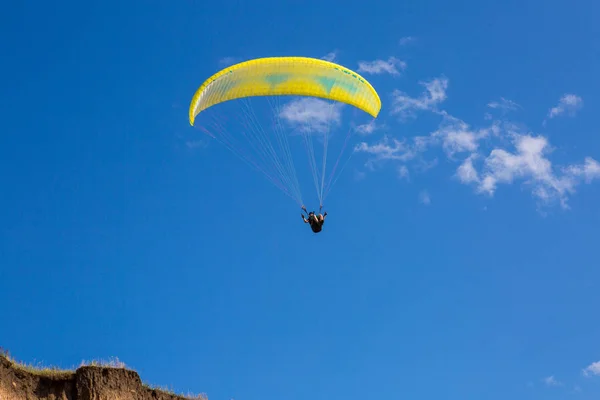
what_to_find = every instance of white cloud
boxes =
[388,113,500,160]
[399,36,416,46]
[414,157,438,173]
[354,120,384,135]
[430,114,499,157]
[398,165,410,180]
[543,376,562,386]
[459,133,600,208]
[583,361,600,377]
[279,98,343,133]
[357,57,407,76]
[419,190,431,205]
[488,97,521,112]
[321,51,338,62]
[456,154,480,184]
[390,76,449,119]
[564,157,600,183]
[354,111,491,173]
[547,94,583,119]
[354,135,420,170]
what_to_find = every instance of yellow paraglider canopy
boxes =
[189,56,381,126]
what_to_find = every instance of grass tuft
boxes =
[143,382,208,400]
[78,356,127,369]
[1,347,207,399]
[0,346,74,378]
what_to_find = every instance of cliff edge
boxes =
[0,353,202,400]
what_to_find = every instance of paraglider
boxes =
[301,205,327,233]
[188,56,381,233]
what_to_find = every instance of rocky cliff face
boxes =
[0,355,193,400]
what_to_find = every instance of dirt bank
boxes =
[0,354,198,400]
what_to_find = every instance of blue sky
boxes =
[2,0,600,399]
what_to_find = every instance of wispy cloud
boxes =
[354,135,420,169]
[564,157,600,183]
[582,361,600,377]
[354,120,384,135]
[321,51,338,62]
[419,190,431,205]
[399,36,416,46]
[429,114,499,158]
[359,112,497,168]
[414,157,439,173]
[279,98,343,133]
[398,165,410,180]
[547,94,583,119]
[487,97,521,113]
[456,154,480,184]
[390,76,449,119]
[354,112,482,174]
[357,57,407,76]
[543,376,562,386]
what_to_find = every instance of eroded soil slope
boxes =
[0,355,190,400]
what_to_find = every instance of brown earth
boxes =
[0,354,200,400]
